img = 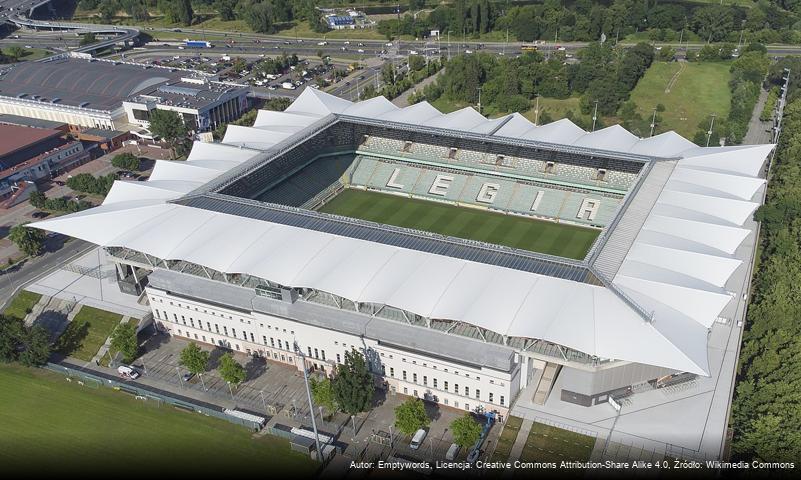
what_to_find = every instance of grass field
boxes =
[3,291,42,321]
[55,306,123,362]
[629,61,732,138]
[318,189,599,259]
[0,365,316,475]
[519,422,596,463]
[492,415,523,462]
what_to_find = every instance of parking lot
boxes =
[127,333,501,464]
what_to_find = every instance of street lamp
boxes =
[294,340,323,460]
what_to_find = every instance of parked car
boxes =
[182,372,195,382]
[117,365,140,379]
[410,429,427,450]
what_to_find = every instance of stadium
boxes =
[33,88,773,418]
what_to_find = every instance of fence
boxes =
[44,361,264,431]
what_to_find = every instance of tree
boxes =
[28,191,46,209]
[451,414,483,448]
[18,325,51,367]
[111,152,140,171]
[310,377,337,414]
[7,45,25,61]
[218,352,246,386]
[0,316,25,362]
[79,32,97,46]
[148,109,188,155]
[179,342,209,375]
[332,349,374,417]
[109,322,138,363]
[394,397,429,436]
[9,224,45,257]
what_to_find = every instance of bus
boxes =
[521,44,538,52]
[185,40,212,48]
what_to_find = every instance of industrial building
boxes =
[0,52,249,132]
[32,89,772,420]
[0,123,89,205]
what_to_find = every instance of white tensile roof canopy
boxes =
[32,89,772,376]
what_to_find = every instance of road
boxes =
[0,238,93,310]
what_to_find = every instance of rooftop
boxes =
[0,55,188,111]
[0,124,61,159]
[126,78,248,110]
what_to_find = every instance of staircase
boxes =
[532,362,562,405]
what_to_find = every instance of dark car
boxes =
[31,211,49,219]
[182,372,195,382]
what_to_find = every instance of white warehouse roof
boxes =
[32,88,773,376]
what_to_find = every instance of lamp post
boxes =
[294,340,323,460]
[592,100,599,132]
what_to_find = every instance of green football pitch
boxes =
[0,365,316,475]
[318,189,599,259]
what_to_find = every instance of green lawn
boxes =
[492,415,523,462]
[55,306,123,362]
[0,365,316,475]
[629,61,732,138]
[519,422,595,463]
[319,189,599,259]
[1,45,53,61]
[3,291,42,321]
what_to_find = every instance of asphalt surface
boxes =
[0,238,93,310]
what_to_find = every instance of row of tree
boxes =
[416,42,653,119]
[65,173,117,196]
[0,316,52,367]
[29,191,93,214]
[731,56,801,462]
[380,0,800,45]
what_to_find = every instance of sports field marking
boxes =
[318,189,599,259]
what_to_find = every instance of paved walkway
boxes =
[90,314,130,366]
[392,68,445,107]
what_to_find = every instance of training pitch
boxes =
[0,365,316,475]
[319,189,600,259]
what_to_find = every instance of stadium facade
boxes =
[33,89,773,414]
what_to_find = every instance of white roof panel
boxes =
[522,118,586,144]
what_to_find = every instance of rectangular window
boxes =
[402,140,412,152]
[475,389,480,399]
[455,384,459,395]
[207,322,211,330]
[321,350,326,361]
[403,370,407,381]
[444,381,448,391]
[270,337,275,347]
[263,336,267,345]
[173,313,178,321]
[337,354,342,364]
[423,376,427,386]
[389,367,394,377]
[413,373,417,383]
[163,311,168,321]
[314,348,319,359]
[223,326,228,336]
[277,339,283,349]
[433,378,438,388]
[500,396,505,406]
[489,393,494,403]
[215,324,219,333]
[448,147,457,159]
[465,386,469,397]
[308,347,312,357]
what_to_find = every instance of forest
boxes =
[732,56,801,462]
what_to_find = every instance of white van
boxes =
[410,428,427,450]
[117,365,140,379]
[445,443,461,460]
